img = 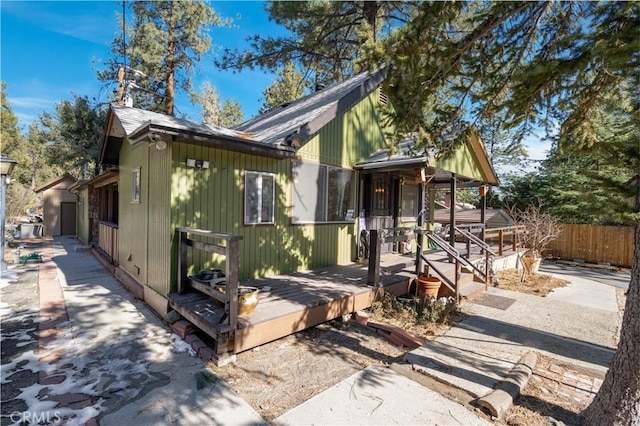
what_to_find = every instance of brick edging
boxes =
[37,239,98,426]
[171,320,216,362]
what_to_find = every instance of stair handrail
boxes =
[454,225,497,256]
[426,233,489,284]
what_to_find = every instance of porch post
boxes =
[415,181,425,275]
[449,174,457,261]
[480,185,486,251]
[367,229,381,287]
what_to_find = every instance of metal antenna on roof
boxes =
[117,0,127,105]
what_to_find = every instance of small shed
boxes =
[34,173,78,237]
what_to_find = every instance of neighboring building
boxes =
[96,70,499,317]
[34,173,78,237]
[434,207,513,228]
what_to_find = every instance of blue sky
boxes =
[1,1,550,163]
[1,1,283,131]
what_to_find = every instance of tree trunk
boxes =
[363,1,378,41]
[582,218,640,425]
[165,1,176,116]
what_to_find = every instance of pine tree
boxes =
[259,62,309,114]
[381,3,639,423]
[189,81,244,128]
[219,99,244,128]
[217,1,418,85]
[1,82,20,154]
[39,96,106,178]
[98,0,228,115]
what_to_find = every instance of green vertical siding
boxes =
[118,141,149,283]
[170,142,294,286]
[298,89,389,167]
[432,139,490,182]
[293,88,390,270]
[147,145,172,295]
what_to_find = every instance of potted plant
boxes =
[510,203,561,278]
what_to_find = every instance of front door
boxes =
[365,174,395,253]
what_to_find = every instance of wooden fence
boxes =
[545,224,634,267]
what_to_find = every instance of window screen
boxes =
[292,161,355,223]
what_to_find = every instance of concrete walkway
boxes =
[274,366,491,425]
[405,272,621,402]
[7,236,265,425]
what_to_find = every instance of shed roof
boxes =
[34,173,77,193]
[434,208,513,225]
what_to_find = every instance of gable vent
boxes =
[378,90,388,106]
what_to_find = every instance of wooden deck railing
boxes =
[177,228,243,334]
[367,224,526,300]
[98,221,119,264]
[483,226,525,255]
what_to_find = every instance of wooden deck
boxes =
[168,261,412,359]
[168,228,518,364]
[167,251,494,361]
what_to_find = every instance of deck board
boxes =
[167,246,512,357]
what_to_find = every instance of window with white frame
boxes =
[292,160,355,224]
[244,171,275,225]
[131,168,141,203]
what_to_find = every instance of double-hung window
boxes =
[292,160,355,224]
[244,171,275,225]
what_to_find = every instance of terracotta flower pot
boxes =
[416,276,441,299]
[522,256,542,274]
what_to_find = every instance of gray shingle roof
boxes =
[103,70,386,163]
[110,104,252,141]
[235,69,385,145]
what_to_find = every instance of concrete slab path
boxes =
[274,365,491,425]
[405,272,621,404]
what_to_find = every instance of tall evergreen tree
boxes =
[189,81,244,128]
[219,99,244,128]
[217,1,419,85]
[259,61,309,114]
[381,2,639,423]
[190,81,221,126]
[98,0,228,115]
[39,96,106,178]
[1,82,20,155]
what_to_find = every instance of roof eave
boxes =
[131,123,296,159]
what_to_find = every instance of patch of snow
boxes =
[0,269,21,289]
[170,333,196,356]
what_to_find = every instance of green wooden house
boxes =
[95,70,499,348]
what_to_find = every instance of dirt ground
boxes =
[207,319,408,422]
[207,267,616,424]
[494,268,569,296]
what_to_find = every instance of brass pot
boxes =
[214,285,259,315]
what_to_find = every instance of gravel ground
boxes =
[1,269,40,426]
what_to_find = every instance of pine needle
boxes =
[195,370,219,390]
